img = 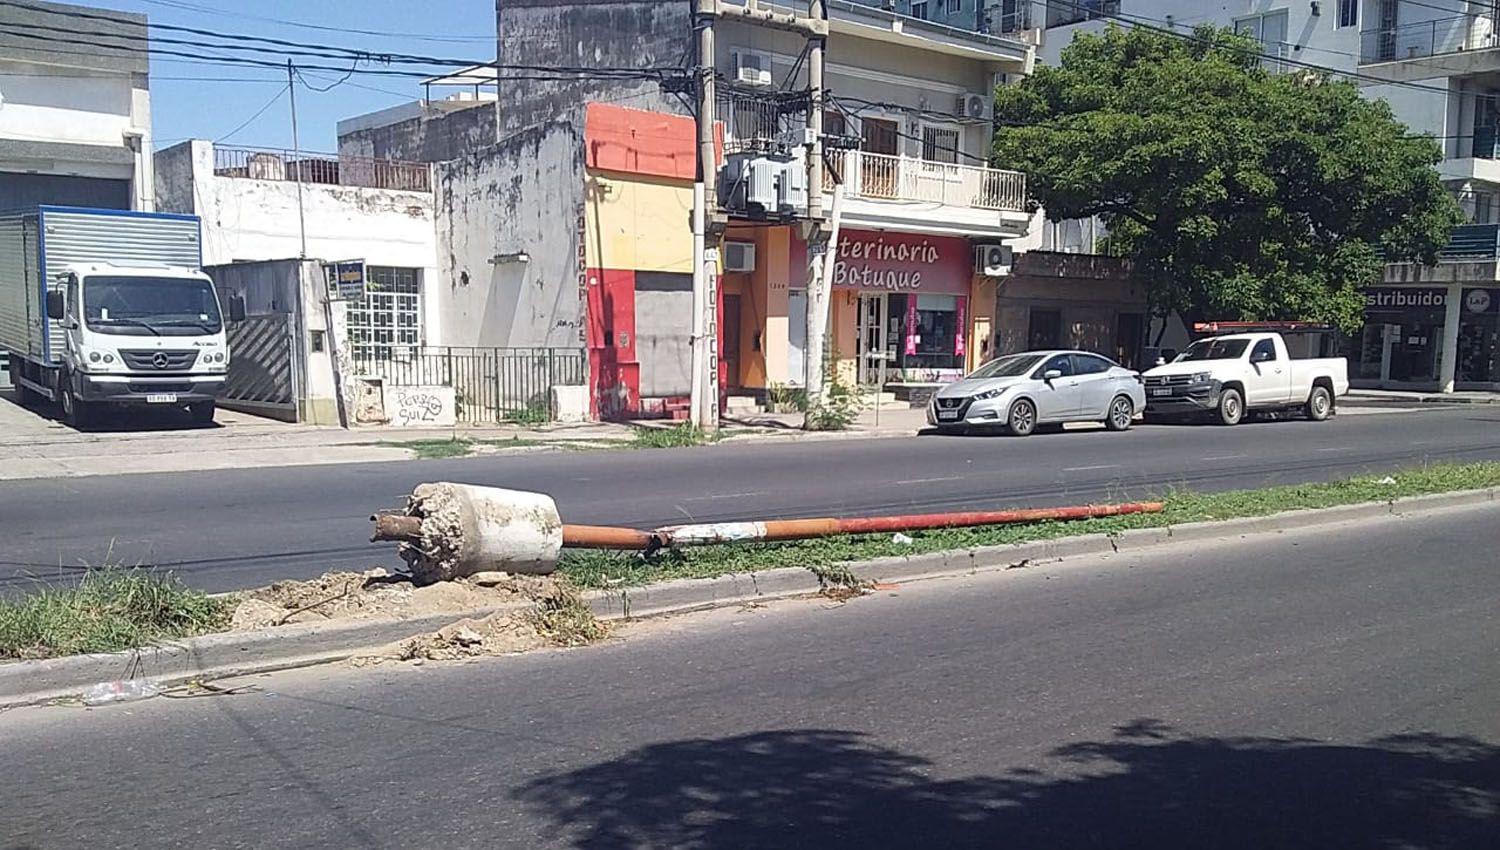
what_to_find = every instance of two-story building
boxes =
[0,0,153,209]
[1026,0,1499,391]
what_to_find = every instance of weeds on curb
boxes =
[389,437,474,459]
[632,423,719,449]
[556,461,1500,590]
[0,568,231,660]
[527,582,610,646]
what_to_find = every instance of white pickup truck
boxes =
[1142,332,1349,425]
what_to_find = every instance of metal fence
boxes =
[1361,14,1494,63]
[350,346,587,423]
[212,145,432,192]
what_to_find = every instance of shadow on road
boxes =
[515,724,1499,849]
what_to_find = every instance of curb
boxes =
[3,488,1495,709]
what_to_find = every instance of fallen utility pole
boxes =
[371,482,1164,583]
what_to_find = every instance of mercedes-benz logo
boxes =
[151,352,170,369]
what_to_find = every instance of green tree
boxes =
[993,24,1464,334]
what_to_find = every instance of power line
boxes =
[134,0,498,44]
[1045,0,1463,98]
[214,82,288,142]
[0,1,676,80]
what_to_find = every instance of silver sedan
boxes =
[927,350,1146,436]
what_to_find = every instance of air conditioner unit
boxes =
[974,244,1013,277]
[775,161,807,213]
[724,241,756,273]
[734,51,773,87]
[956,93,992,121]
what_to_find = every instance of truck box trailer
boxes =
[0,206,243,429]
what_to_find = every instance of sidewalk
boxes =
[1346,389,1500,406]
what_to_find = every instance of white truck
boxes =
[0,206,244,429]
[1142,329,1349,425]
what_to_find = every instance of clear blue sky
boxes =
[84,0,495,153]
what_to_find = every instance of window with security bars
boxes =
[922,126,960,164]
[346,266,421,359]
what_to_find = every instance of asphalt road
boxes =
[4,504,1497,849]
[4,406,1500,593]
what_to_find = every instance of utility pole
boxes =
[690,0,719,430]
[286,59,308,259]
[802,0,832,423]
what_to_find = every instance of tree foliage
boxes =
[993,25,1464,332]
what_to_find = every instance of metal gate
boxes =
[221,314,297,420]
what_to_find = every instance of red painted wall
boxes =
[585,268,640,420]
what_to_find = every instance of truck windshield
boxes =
[83,276,222,336]
[1175,339,1250,362]
[970,353,1045,378]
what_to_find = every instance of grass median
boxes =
[556,461,1500,590]
[0,569,231,661]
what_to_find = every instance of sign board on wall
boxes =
[1464,288,1496,314]
[384,385,456,428]
[831,231,972,296]
[323,260,367,301]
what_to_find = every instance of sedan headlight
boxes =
[973,387,1006,401]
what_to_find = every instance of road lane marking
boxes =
[1063,464,1119,472]
[684,491,772,501]
[896,475,966,485]
[1202,454,1247,461]
[1315,447,1351,453]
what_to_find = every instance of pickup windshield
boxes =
[1175,339,1251,362]
[970,353,1045,379]
[84,276,222,337]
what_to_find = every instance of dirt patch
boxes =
[351,578,609,665]
[231,568,555,628]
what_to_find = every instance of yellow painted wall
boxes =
[583,170,694,273]
[967,276,997,371]
[831,290,859,386]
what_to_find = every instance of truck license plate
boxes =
[145,393,178,404]
[1150,388,1173,397]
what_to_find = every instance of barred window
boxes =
[346,266,421,359]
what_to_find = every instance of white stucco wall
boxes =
[155,140,440,344]
[433,122,587,350]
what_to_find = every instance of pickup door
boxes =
[1245,337,1294,407]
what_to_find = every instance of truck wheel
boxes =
[1304,386,1332,422]
[1105,395,1134,431]
[1215,388,1244,426]
[1006,398,1037,437]
[59,382,96,431]
[188,401,216,425]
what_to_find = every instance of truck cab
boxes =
[1143,330,1350,425]
[44,263,243,427]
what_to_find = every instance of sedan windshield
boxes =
[84,276,222,336]
[969,353,1045,379]
[1175,339,1249,362]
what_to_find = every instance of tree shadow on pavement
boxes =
[514,724,1500,849]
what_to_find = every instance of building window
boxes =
[1028,308,1062,350]
[910,0,929,20]
[996,0,1032,32]
[347,266,421,359]
[922,126,961,164]
[1046,0,1117,28]
[944,0,962,14]
[1337,0,1357,28]
[1234,11,1290,72]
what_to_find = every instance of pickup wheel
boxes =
[1305,385,1332,421]
[1215,388,1244,426]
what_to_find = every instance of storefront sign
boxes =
[1464,288,1496,314]
[1363,288,1447,311]
[904,296,919,356]
[832,231,971,296]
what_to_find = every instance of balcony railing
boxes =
[1361,13,1499,64]
[824,149,1027,212]
[212,146,432,192]
[1439,223,1500,260]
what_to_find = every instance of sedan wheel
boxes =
[1105,395,1134,431]
[1007,398,1037,437]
